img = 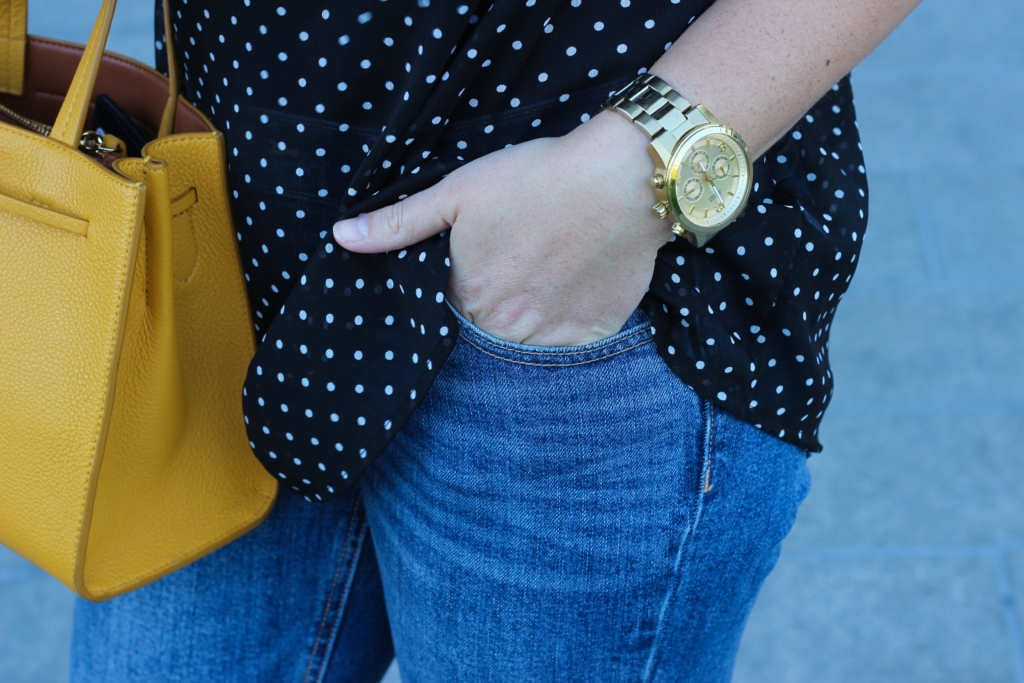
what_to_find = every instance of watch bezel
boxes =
[665,124,753,239]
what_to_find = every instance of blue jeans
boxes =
[71,310,810,682]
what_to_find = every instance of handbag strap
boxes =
[48,0,117,147]
[158,0,179,137]
[0,0,181,143]
[0,0,26,95]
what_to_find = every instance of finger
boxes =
[333,183,454,253]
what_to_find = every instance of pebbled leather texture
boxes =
[0,0,277,601]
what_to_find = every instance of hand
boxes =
[333,111,673,346]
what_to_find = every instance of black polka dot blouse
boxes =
[158,0,868,502]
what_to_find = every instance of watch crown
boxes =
[671,222,686,237]
[650,174,666,190]
[652,202,670,220]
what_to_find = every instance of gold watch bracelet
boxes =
[602,73,715,168]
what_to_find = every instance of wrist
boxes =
[559,109,673,248]
[571,109,653,167]
[586,108,651,150]
[563,109,658,197]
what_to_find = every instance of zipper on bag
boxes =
[0,102,125,163]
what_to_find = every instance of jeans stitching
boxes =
[302,493,364,683]
[314,507,370,683]
[704,407,716,493]
[459,334,654,367]
[641,399,715,683]
[459,324,652,358]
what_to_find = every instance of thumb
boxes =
[333,183,454,253]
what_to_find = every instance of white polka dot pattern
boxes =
[158,0,868,501]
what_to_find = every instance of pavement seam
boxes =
[827,399,1024,418]
[844,279,1024,297]
[783,542,1024,561]
[993,550,1024,683]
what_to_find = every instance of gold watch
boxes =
[603,73,754,247]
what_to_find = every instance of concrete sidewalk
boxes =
[734,1,1024,680]
[3,1,1023,681]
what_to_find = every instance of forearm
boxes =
[647,0,921,158]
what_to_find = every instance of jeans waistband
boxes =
[448,303,654,367]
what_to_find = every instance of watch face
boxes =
[668,126,752,234]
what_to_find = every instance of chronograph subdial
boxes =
[682,177,704,204]
[711,155,732,180]
[689,150,711,176]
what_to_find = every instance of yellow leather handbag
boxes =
[0,0,277,601]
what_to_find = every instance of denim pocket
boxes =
[448,303,654,367]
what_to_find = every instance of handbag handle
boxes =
[157,0,179,137]
[0,0,26,95]
[0,0,181,144]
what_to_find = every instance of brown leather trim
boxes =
[0,36,211,136]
